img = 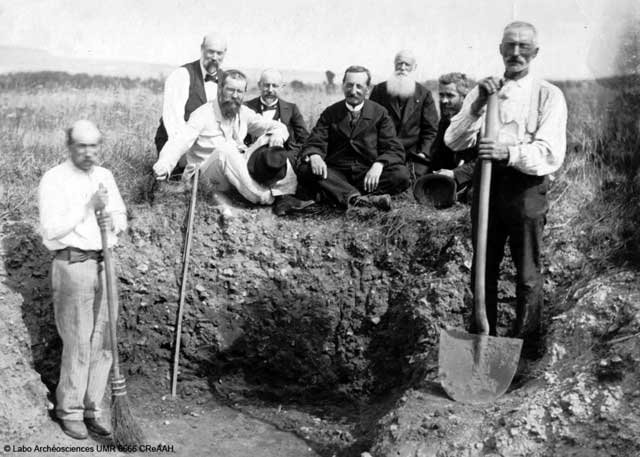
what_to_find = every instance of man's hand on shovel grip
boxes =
[472,76,503,115]
[478,138,509,162]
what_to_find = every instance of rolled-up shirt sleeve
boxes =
[507,85,567,176]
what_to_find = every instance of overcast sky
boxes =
[0,0,636,81]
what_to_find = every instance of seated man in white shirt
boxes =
[154,32,228,177]
[445,21,567,357]
[153,69,313,214]
[38,120,127,440]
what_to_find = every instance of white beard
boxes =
[386,72,417,99]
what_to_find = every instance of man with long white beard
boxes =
[153,69,308,209]
[370,50,439,180]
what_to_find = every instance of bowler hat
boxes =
[247,145,288,186]
[413,174,457,208]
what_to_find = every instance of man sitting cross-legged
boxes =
[297,65,410,211]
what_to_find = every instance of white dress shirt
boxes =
[38,160,127,251]
[444,74,567,176]
[259,97,279,120]
[154,101,289,179]
[162,61,218,140]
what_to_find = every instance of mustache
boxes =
[221,98,242,106]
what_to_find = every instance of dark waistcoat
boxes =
[154,60,207,153]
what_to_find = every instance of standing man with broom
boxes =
[445,21,567,357]
[38,120,127,440]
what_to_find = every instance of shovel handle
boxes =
[474,93,499,335]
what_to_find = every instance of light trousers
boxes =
[197,143,297,205]
[52,258,113,421]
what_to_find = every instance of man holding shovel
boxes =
[38,120,127,439]
[445,21,567,357]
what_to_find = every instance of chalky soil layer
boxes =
[2,191,640,457]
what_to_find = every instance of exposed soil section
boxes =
[2,180,640,456]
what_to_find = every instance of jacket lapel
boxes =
[279,100,291,124]
[337,103,353,138]
[246,97,261,114]
[351,101,374,138]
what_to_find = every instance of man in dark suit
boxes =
[298,65,410,211]
[244,68,309,160]
[154,32,227,175]
[369,50,439,180]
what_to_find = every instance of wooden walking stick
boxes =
[171,168,200,397]
[97,208,145,447]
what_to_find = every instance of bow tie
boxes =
[204,73,218,83]
[262,104,277,111]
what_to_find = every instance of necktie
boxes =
[349,110,361,129]
[204,73,217,83]
[262,104,277,112]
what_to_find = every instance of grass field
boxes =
[1,71,638,264]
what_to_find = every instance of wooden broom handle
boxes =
[97,210,122,379]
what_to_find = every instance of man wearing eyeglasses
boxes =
[153,69,311,211]
[445,21,567,357]
[245,68,309,154]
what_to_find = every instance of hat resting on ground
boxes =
[413,173,457,209]
[247,145,288,186]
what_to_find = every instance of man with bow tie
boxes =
[445,21,567,357]
[369,50,439,181]
[245,68,309,156]
[153,69,312,210]
[297,65,410,211]
[154,32,228,176]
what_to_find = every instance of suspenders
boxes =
[526,79,542,134]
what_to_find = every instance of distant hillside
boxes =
[0,46,327,84]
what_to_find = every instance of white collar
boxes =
[503,72,533,89]
[259,97,279,107]
[65,158,94,176]
[345,101,364,112]
[200,61,217,81]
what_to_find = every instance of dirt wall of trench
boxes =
[1,194,480,418]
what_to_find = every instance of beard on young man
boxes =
[220,98,242,119]
[386,71,417,99]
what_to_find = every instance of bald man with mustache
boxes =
[154,32,228,177]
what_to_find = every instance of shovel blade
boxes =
[438,328,522,404]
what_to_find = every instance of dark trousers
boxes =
[408,160,430,182]
[298,160,411,207]
[470,164,549,341]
